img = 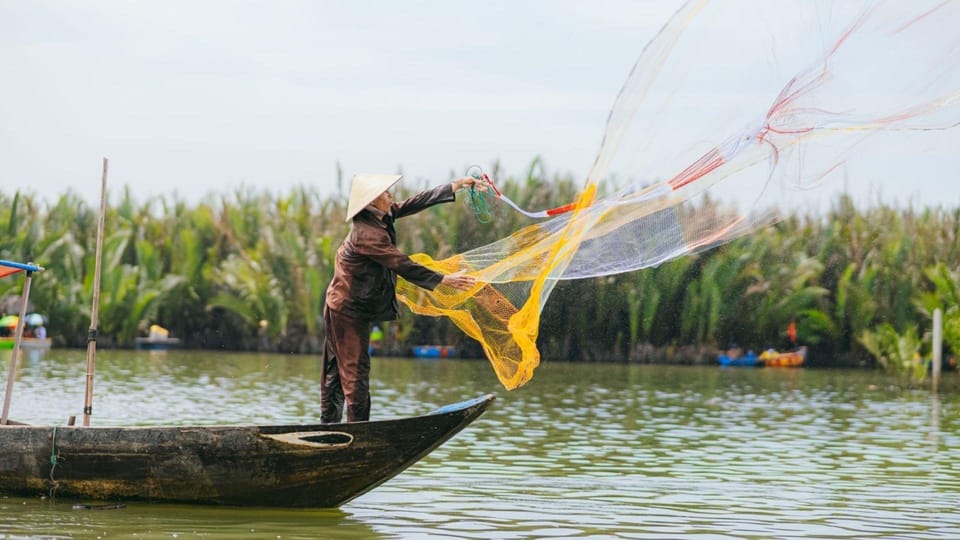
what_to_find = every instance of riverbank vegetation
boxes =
[3,163,958,373]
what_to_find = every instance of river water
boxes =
[1,349,957,539]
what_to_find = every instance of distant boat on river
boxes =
[0,337,51,351]
[718,346,807,367]
[718,350,762,367]
[760,346,807,367]
[134,324,182,350]
[133,336,182,350]
[412,345,457,359]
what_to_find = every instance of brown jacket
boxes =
[324,183,455,321]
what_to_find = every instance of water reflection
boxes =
[930,392,941,447]
[1,351,958,538]
[0,498,384,540]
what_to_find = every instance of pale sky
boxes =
[1,1,958,209]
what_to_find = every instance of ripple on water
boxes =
[3,353,959,538]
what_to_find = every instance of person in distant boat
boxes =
[787,320,797,345]
[321,173,485,423]
[368,325,383,355]
[33,324,46,340]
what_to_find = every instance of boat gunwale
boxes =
[0,393,495,431]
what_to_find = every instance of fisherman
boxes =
[321,173,485,423]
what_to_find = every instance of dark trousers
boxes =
[321,306,372,423]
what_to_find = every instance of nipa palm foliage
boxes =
[1,163,958,366]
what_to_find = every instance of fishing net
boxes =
[463,165,496,224]
[397,0,960,389]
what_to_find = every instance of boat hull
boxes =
[412,345,456,358]
[134,337,182,350]
[0,337,51,350]
[0,394,494,507]
[761,346,807,367]
[717,353,761,367]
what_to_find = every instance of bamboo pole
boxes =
[83,158,108,427]
[1,268,35,425]
[931,308,942,392]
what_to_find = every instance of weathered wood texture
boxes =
[0,394,494,507]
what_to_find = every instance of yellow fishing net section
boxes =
[397,186,598,389]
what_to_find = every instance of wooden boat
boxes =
[0,393,495,507]
[133,336,182,350]
[0,336,51,350]
[135,324,182,350]
[2,257,494,507]
[412,345,457,358]
[760,346,807,367]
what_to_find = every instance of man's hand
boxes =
[441,271,477,290]
[452,176,489,192]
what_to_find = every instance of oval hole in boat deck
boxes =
[300,433,352,445]
[263,431,354,449]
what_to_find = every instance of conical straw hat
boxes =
[345,173,402,222]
